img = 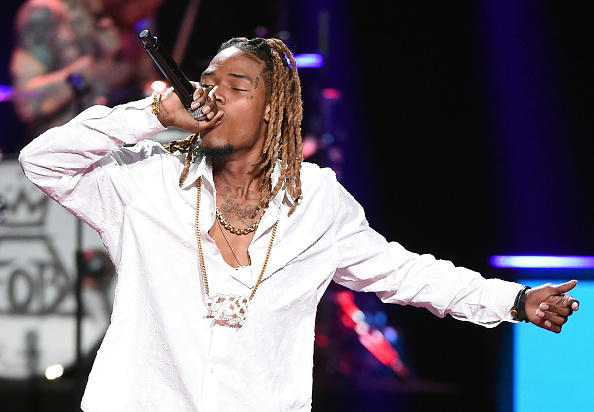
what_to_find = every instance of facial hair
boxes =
[195,143,234,167]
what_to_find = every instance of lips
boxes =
[202,112,224,136]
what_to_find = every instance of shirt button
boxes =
[210,368,214,373]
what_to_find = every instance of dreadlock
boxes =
[164,37,303,215]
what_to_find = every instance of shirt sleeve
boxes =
[18,96,166,234]
[331,179,523,327]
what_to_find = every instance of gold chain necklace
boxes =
[216,206,264,235]
[216,218,250,268]
[195,177,278,327]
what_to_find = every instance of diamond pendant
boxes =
[205,293,250,326]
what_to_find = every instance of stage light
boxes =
[514,279,594,412]
[0,85,12,102]
[322,88,342,100]
[151,80,168,93]
[383,326,398,344]
[374,311,387,328]
[490,255,594,269]
[294,53,324,68]
[134,18,151,33]
[355,321,369,335]
[45,364,64,380]
[321,133,334,145]
[334,291,408,377]
[302,135,319,159]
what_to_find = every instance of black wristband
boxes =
[511,286,531,322]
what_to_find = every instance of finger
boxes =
[539,302,573,318]
[161,87,175,100]
[545,292,580,311]
[540,318,562,333]
[560,293,579,311]
[565,295,579,311]
[194,110,223,129]
[538,309,568,326]
[199,97,218,116]
[190,91,206,111]
[191,85,218,112]
[208,110,223,123]
[190,81,205,95]
[202,103,217,120]
[534,311,564,333]
[191,83,204,94]
[198,87,220,118]
[191,100,219,121]
[550,279,578,295]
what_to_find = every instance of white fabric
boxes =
[19,97,523,412]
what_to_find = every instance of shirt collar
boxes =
[179,155,296,208]
[180,153,212,190]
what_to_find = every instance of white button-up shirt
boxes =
[19,97,522,411]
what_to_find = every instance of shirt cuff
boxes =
[500,282,528,322]
[83,96,166,145]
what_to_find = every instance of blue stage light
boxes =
[293,53,324,68]
[514,279,593,412]
[490,255,594,269]
[0,85,13,102]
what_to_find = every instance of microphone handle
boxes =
[139,29,206,120]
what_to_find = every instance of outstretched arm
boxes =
[524,280,579,333]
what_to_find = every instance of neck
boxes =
[213,159,264,204]
[212,142,268,198]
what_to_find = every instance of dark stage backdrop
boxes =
[324,2,594,411]
[1,1,593,411]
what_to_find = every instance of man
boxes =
[19,37,578,411]
[10,0,164,138]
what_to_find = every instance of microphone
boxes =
[139,29,207,120]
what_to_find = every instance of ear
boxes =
[264,103,271,123]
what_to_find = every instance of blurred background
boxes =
[1,1,593,411]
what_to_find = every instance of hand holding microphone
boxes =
[158,84,219,131]
[139,29,217,125]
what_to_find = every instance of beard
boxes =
[195,142,234,166]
